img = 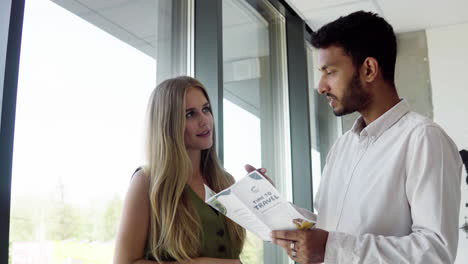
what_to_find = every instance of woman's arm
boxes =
[113,169,152,264]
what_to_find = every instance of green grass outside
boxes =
[52,241,114,264]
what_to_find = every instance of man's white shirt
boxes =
[314,99,462,263]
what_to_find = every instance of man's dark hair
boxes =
[311,11,397,85]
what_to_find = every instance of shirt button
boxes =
[216,229,225,237]
[218,245,226,252]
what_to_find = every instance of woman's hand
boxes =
[244,164,275,186]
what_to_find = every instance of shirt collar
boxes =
[351,99,410,139]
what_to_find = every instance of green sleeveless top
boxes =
[145,185,242,261]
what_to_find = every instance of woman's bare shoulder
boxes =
[129,167,150,196]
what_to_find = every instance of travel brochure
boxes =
[205,171,315,241]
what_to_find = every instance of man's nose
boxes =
[317,77,329,94]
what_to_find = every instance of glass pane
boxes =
[223,99,264,264]
[306,43,342,179]
[222,0,290,263]
[9,0,165,262]
[223,99,262,180]
[306,44,322,200]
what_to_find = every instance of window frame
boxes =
[0,0,25,262]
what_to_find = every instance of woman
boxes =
[113,76,245,264]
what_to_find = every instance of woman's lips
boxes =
[197,130,211,137]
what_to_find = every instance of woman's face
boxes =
[184,87,214,152]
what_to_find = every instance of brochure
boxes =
[205,171,315,241]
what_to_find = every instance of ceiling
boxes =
[50,0,157,58]
[50,0,468,60]
[285,0,468,33]
[50,0,268,59]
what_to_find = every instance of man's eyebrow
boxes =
[318,64,335,71]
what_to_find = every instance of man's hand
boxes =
[244,164,267,175]
[244,164,275,186]
[271,228,329,264]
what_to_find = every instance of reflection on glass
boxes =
[306,44,322,200]
[222,0,290,263]
[223,99,261,181]
[306,44,342,182]
[223,98,263,264]
[10,0,156,262]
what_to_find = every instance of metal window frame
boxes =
[258,0,315,212]
[155,0,192,82]
[0,0,25,262]
[194,0,314,203]
[194,0,224,162]
[285,12,313,212]
[195,0,314,264]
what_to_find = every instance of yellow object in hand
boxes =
[293,218,315,230]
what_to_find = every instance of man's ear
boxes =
[361,57,379,83]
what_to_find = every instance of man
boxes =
[270,11,462,263]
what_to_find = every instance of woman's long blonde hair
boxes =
[144,76,245,261]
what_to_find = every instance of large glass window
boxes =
[222,0,291,263]
[306,43,342,190]
[9,0,161,262]
[6,0,312,263]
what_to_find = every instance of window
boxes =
[9,0,156,262]
[306,43,322,199]
[306,43,342,183]
[222,0,291,263]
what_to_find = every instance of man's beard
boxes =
[331,72,371,116]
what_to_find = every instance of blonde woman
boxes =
[113,76,245,264]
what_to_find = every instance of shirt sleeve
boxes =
[324,125,462,264]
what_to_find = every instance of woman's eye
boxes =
[186,112,193,118]
[203,107,212,113]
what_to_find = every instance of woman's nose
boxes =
[199,112,210,127]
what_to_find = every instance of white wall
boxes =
[426,22,468,264]
[341,31,433,133]
[427,24,468,150]
[0,0,12,131]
